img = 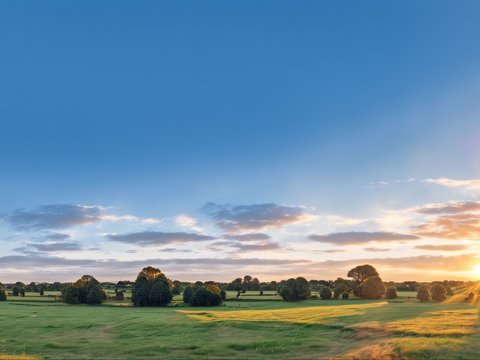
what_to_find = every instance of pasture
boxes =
[0,291,479,359]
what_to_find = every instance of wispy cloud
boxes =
[413,213,480,239]
[202,202,314,233]
[1,204,103,230]
[106,231,216,246]
[309,231,420,245]
[424,178,480,191]
[414,244,470,251]
[416,201,480,214]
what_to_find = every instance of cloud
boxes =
[1,204,103,230]
[30,242,82,252]
[223,233,271,241]
[106,231,216,246]
[414,244,470,251]
[175,215,202,232]
[45,232,71,240]
[424,178,480,191]
[413,213,480,239]
[364,247,391,252]
[416,201,480,214]
[309,231,420,245]
[202,202,314,233]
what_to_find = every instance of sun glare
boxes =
[474,265,480,276]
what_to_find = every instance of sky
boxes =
[1,1,480,283]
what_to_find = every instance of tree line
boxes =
[0,264,475,306]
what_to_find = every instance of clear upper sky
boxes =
[1,1,480,282]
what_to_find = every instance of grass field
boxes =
[0,292,480,360]
[0,291,479,360]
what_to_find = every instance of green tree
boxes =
[190,287,222,306]
[63,286,80,304]
[0,288,7,301]
[333,283,349,299]
[132,266,172,307]
[183,286,194,304]
[86,285,103,305]
[320,287,332,300]
[278,277,311,301]
[12,285,22,296]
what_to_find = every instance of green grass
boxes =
[0,297,479,359]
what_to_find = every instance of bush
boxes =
[333,283,349,299]
[430,283,447,302]
[0,289,6,301]
[320,287,332,300]
[220,289,227,300]
[279,277,311,302]
[12,285,22,296]
[417,284,431,302]
[115,291,125,300]
[360,276,386,299]
[342,292,349,300]
[190,287,222,306]
[183,287,194,304]
[385,287,398,299]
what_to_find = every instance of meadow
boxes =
[0,291,479,360]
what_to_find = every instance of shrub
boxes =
[385,287,398,299]
[183,286,195,304]
[359,276,385,299]
[0,289,6,301]
[342,292,349,300]
[320,287,332,300]
[190,287,222,306]
[430,283,447,302]
[417,284,431,302]
[12,285,22,296]
[333,283,349,299]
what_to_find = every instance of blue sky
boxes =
[1,1,480,282]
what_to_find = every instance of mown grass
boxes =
[0,296,479,359]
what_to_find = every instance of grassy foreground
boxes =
[0,297,479,359]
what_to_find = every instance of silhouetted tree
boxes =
[347,265,379,284]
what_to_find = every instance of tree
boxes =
[220,289,227,300]
[183,287,194,304]
[39,288,45,296]
[115,290,125,301]
[320,287,332,300]
[385,287,398,299]
[12,285,22,296]
[278,277,311,301]
[132,267,172,307]
[347,265,379,284]
[0,288,6,301]
[417,284,431,302]
[63,286,80,304]
[430,283,447,302]
[206,284,221,295]
[86,285,103,305]
[149,280,172,306]
[333,283,349,299]
[359,276,385,299]
[190,287,222,306]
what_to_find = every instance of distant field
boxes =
[1,292,479,359]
